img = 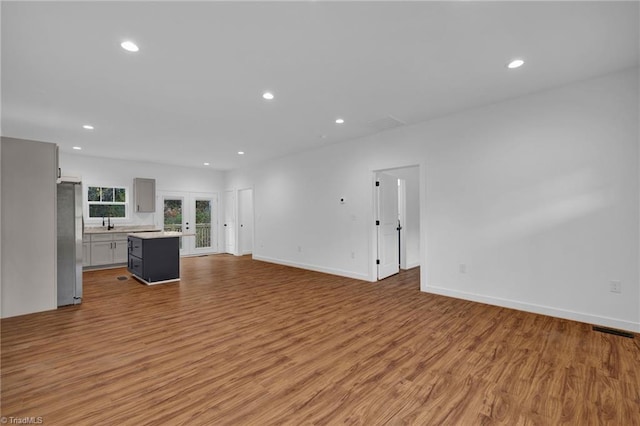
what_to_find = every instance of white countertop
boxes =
[128,231,195,239]
[85,226,161,234]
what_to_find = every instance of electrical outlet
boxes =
[297,246,302,253]
[351,251,355,259]
[459,264,467,274]
[610,280,621,294]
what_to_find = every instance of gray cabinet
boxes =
[133,178,156,213]
[128,236,180,284]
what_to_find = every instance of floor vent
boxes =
[117,276,128,281]
[592,326,634,339]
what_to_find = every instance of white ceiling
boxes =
[2,1,638,170]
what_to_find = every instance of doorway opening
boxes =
[374,165,420,281]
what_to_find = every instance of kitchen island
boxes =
[127,232,182,285]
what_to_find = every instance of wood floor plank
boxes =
[2,254,639,425]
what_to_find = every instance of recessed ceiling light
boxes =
[238,151,245,155]
[262,92,274,100]
[335,118,345,124]
[121,41,139,52]
[203,162,210,166]
[82,124,94,130]
[507,59,524,69]
[72,146,82,150]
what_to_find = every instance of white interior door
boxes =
[238,188,254,255]
[224,190,236,254]
[376,172,400,280]
[398,178,407,270]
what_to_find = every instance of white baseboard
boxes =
[253,255,372,282]
[402,261,420,270]
[425,285,640,333]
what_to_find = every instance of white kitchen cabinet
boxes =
[90,241,113,266]
[134,178,156,213]
[82,234,91,267]
[113,239,128,263]
[82,243,91,267]
[87,233,129,267]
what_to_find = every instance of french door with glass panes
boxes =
[157,191,218,256]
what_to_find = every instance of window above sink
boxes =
[85,184,129,222]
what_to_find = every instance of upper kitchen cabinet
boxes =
[133,178,156,213]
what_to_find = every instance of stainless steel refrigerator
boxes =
[57,181,83,306]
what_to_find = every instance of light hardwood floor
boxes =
[2,255,639,425]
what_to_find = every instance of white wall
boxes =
[423,68,639,333]
[60,153,226,249]
[226,67,640,332]
[226,148,403,280]
[1,137,58,318]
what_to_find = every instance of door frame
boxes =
[157,191,219,256]
[224,187,255,256]
[157,191,187,256]
[371,164,423,285]
[190,192,219,255]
